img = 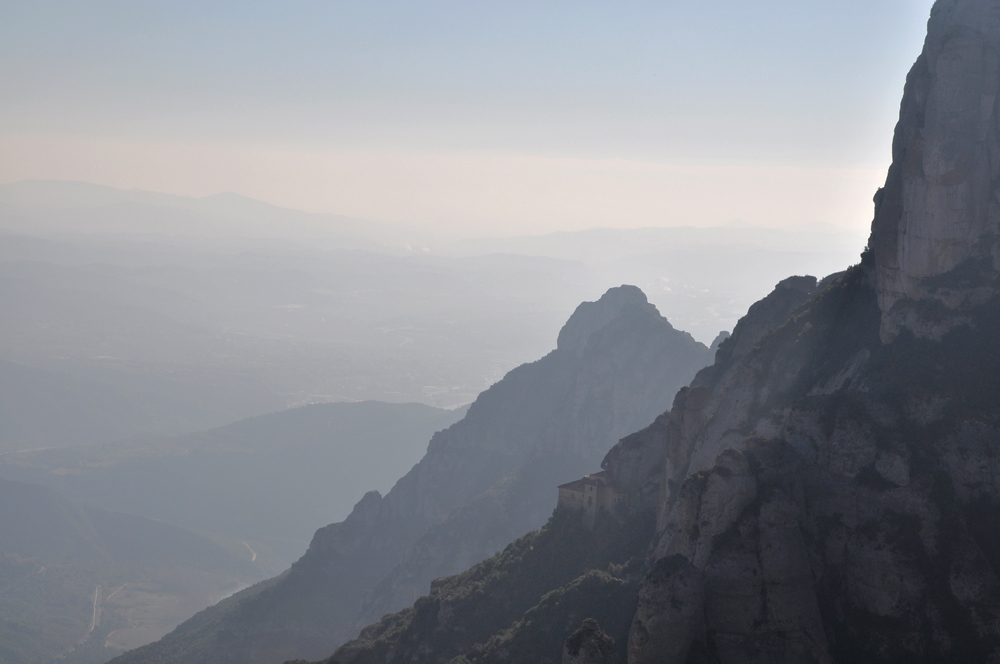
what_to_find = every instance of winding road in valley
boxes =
[87,585,102,636]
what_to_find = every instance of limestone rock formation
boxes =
[640,442,831,664]
[557,285,655,357]
[870,0,1000,340]
[311,259,1000,664]
[605,4,1000,655]
[627,556,705,664]
[600,275,818,516]
[564,619,618,664]
[357,286,711,625]
[604,255,1000,661]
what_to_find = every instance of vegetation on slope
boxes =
[322,506,654,664]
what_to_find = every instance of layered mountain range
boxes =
[112,285,714,664]
[0,401,466,565]
[298,2,1000,663]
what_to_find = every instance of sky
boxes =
[0,0,937,237]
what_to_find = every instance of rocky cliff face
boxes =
[111,285,713,664]
[600,275,819,517]
[563,619,619,664]
[613,2,1000,658]
[870,0,1000,341]
[621,261,1000,662]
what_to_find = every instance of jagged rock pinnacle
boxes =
[870,0,1000,340]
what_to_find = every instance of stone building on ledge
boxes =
[557,470,619,526]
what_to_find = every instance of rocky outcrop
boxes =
[627,556,705,664]
[564,619,618,664]
[601,275,817,517]
[714,276,816,363]
[605,4,1000,658]
[112,286,712,664]
[323,512,652,664]
[640,442,830,664]
[608,257,1000,661]
[870,0,1000,341]
[309,250,1000,664]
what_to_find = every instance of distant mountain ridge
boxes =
[0,180,421,251]
[110,285,714,664]
[0,358,283,450]
[0,179,866,345]
[0,401,467,564]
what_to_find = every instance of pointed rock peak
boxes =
[709,331,730,354]
[870,0,1000,341]
[774,275,817,294]
[557,285,660,356]
[345,490,382,523]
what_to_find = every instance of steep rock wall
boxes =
[871,0,1000,340]
[614,264,1000,662]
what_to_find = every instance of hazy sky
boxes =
[1,1,936,236]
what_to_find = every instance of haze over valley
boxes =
[9,2,1000,664]
[0,162,859,662]
[0,180,864,439]
[0,177,868,663]
[0,172,872,663]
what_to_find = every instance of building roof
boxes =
[558,471,610,492]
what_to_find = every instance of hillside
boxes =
[0,402,466,563]
[0,477,267,664]
[0,359,286,451]
[110,285,715,664]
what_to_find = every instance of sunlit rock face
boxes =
[871,0,1000,340]
[601,10,1000,648]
